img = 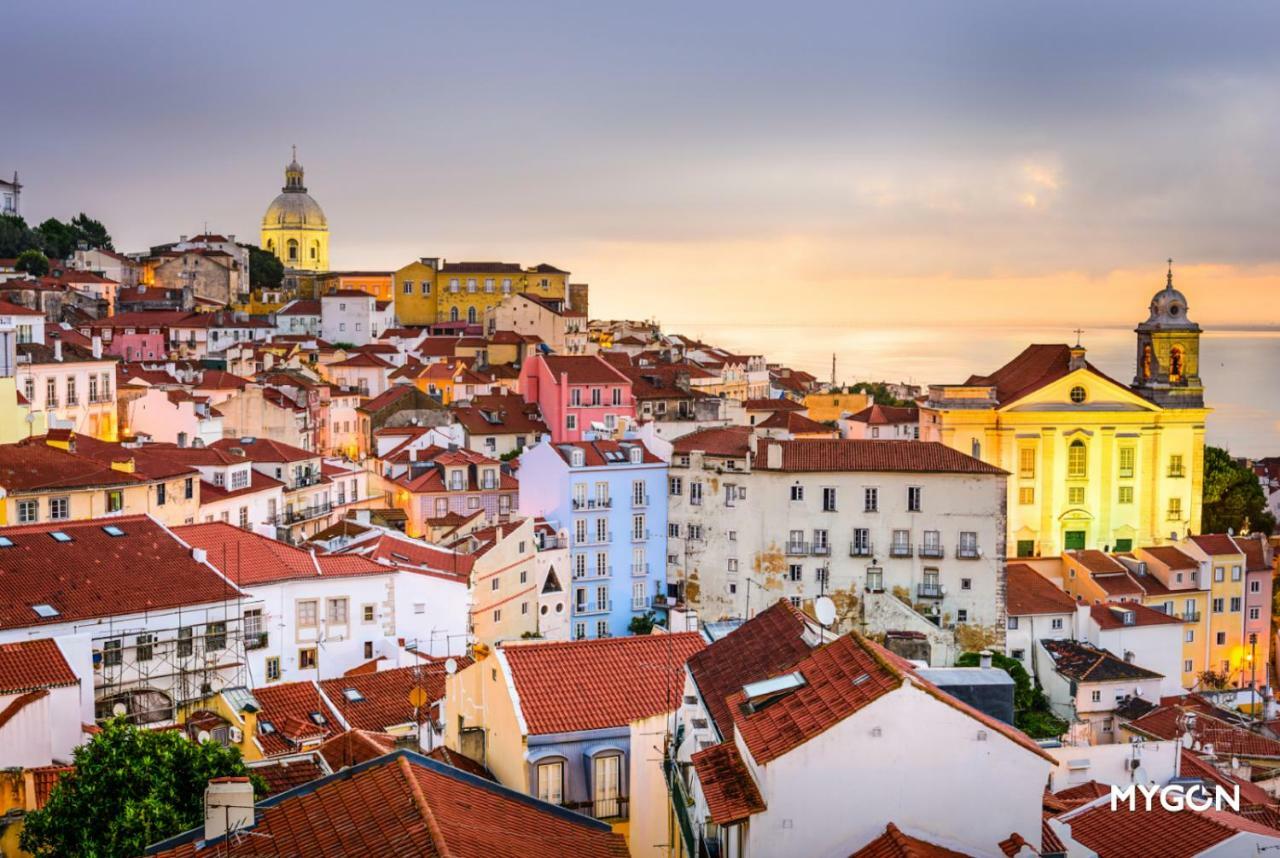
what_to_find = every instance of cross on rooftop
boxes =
[1072,328,1084,347]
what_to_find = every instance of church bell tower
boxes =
[1132,260,1204,408]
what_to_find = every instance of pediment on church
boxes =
[1000,367,1159,414]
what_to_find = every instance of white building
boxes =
[1004,561,1078,675]
[17,333,118,440]
[668,429,1009,663]
[1038,637,1165,745]
[0,638,87,768]
[1081,601,1186,697]
[321,290,383,347]
[275,299,322,336]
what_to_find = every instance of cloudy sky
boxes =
[11,1,1280,326]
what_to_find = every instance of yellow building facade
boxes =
[802,390,871,423]
[261,150,329,273]
[392,258,569,326]
[921,276,1207,558]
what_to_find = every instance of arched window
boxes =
[971,439,981,460]
[1068,440,1087,478]
[310,242,318,260]
[467,306,477,324]
[287,239,299,262]
[450,306,459,322]
[266,239,275,252]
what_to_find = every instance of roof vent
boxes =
[743,672,806,712]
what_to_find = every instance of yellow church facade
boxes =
[392,258,570,326]
[261,150,329,273]
[921,272,1208,558]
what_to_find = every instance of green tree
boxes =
[1202,446,1276,536]
[15,249,49,277]
[20,718,264,858]
[955,650,1068,740]
[628,612,658,635]
[248,244,284,288]
[70,212,113,250]
[35,218,77,259]
[850,381,912,407]
[0,213,42,258]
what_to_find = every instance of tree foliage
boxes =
[1202,446,1275,536]
[628,612,658,635]
[0,214,42,258]
[248,244,284,288]
[1197,668,1231,691]
[956,650,1068,739]
[15,248,49,277]
[847,381,912,407]
[0,213,113,259]
[20,718,263,858]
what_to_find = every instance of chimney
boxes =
[979,650,993,670]
[91,335,102,360]
[765,442,782,470]
[204,777,254,842]
[51,332,62,362]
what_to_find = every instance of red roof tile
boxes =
[1005,564,1077,615]
[1089,602,1184,630]
[1127,703,1280,758]
[1143,545,1200,571]
[671,425,754,458]
[29,765,74,809]
[501,632,706,734]
[0,515,242,629]
[0,439,150,491]
[1065,549,1126,573]
[1189,534,1243,557]
[253,681,343,757]
[1235,535,1272,573]
[756,410,836,434]
[149,752,630,857]
[319,661,471,733]
[756,439,1006,475]
[743,398,805,412]
[0,639,78,694]
[961,343,1142,407]
[549,438,663,467]
[847,404,919,425]
[249,753,329,796]
[691,741,766,825]
[424,745,496,781]
[318,729,398,770]
[539,354,630,385]
[850,823,973,857]
[1058,796,1280,857]
[210,436,316,463]
[1041,639,1162,682]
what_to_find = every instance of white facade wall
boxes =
[1005,611,1075,678]
[125,386,223,447]
[392,569,471,658]
[0,682,83,768]
[198,486,285,534]
[321,294,376,346]
[1087,616,1186,697]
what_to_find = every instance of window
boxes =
[1250,607,1261,620]
[104,490,124,512]
[1212,598,1224,614]
[266,657,280,681]
[727,558,739,573]
[790,484,804,502]
[1214,566,1225,583]
[956,609,968,622]
[1070,385,1087,404]
[1230,597,1241,612]
[1051,617,1064,630]
[156,482,166,506]
[103,639,122,667]
[299,648,317,669]
[1091,689,1102,703]
[865,567,883,591]
[958,531,978,558]
[1185,629,1194,643]
[1184,659,1193,674]
[130,633,153,662]
[1117,446,1136,478]
[65,376,77,406]
[1018,447,1036,479]
[184,477,194,500]
[1251,580,1262,593]
[1007,616,1019,630]
[1216,632,1227,646]
[852,528,870,556]
[669,477,683,496]
[536,759,565,805]
[1018,487,1035,505]
[823,487,837,511]
[1118,486,1134,504]
[907,486,922,512]
[960,578,972,590]
[864,487,878,512]
[46,376,57,407]
[1169,454,1185,477]
[1068,486,1085,505]
[1232,565,1242,582]
[1067,440,1087,478]
[17,499,37,523]
[788,564,802,582]
[612,388,622,406]
[176,627,193,658]
[689,482,703,505]
[491,577,501,591]
[298,600,318,627]
[1167,498,1182,521]
[632,514,646,541]
[206,622,226,650]
[1016,539,1035,558]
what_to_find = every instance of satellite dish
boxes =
[813,596,836,626]
[196,730,212,744]
[111,702,127,717]
[444,657,458,675]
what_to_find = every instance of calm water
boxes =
[668,324,1280,457]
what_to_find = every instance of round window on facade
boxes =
[1070,385,1087,404]
[540,605,548,615]
[555,603,563,612]
[1169,304,1181,316]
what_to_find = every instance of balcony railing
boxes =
[563,796,629,821]
[276,502,333,525]
[631,562,649,577]
[785,541,810,556]
[1180,611,1202,623]
[918,543,945,559]
[955,545,980,559]
[244,631,269,650]
[850,542,873,557]
[889,543,913,558]
[917,583,944,599]
[575,600,613,615]
[632,596,651,611]
[811,543,831,556]
[631,529,650,543]
[592,532,614,545]
[572,497,613,510]
[632,495,649,509]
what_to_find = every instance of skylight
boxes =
[0,537,13,548]
[308,711,327,725]
[342,688,365,703]
[32,604,60,618]
[102,525,125,537]
[49,531,73,543]
[743,671,807,711]
[259,720,275,734]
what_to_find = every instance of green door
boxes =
[1114,538,1133,552]
[1016,540,1036,558]
[1064,531,1086,551]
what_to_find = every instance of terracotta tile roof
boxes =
[29,765,74,809]
[148,751,629,857]
[1006,564,1077,616]
[319,661,471,733]
[847,404,919,425]
[0,515,242,629]
[0,638,78,694]
[1053,780,1110,802]
[1057,795,1280,857]
[327,532,474,581]
[960,343,1143,407]
[0,439,150,491]
[691,740,766,825]
[1040,639,1162,682]
[196,370,250,390]
[756,439,1006,475]
[424,745,496,781]
[175,523,325,585]
[1065,549,1126,574]
[1089,602,1184,630]
[249,753,329,796]
[1179,747,1279,810]
[210,436,316,463]
[451,397,548,437]
[1090,571,1145,597]
[1189,534,1243,557]
[1143,544,1200,571]
[539,354,630,385]
[757,410,835,434]
[318,728,398,770]
[1234,535,1271,572]
[850,823,973,857]
[501,632,706,734]
[671,425,754,458]
[253,681,343,757]
[1127,703,1280,758]
[328,352,394,369]
[686,599,816,737]
[743,398,805,412]
[0,298,45,316]
[198,469,284,502]
[549,438,663,467]
[440,261,524,273]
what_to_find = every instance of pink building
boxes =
[1239,534,1274,682]
[81,311,189,360]
[518,354,635,443]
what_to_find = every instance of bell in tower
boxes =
[1132,260,1204,408]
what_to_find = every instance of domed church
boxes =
[261,148,328,272]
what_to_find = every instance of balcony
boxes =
[572,497,613,511]
[575,600,613,616]
[889,543,913,558]
[574,565,611,580]
[592,532,614,545]
[563,797,629,822]
[811,543,831,556]
[849,542,874,557]
[631,596,651,611]
[631,562,650,577]
[276,502,333,526]
[917,583,945,599]
[1180,611,1202,623]
[955,545,981,559]
[244,631,269,650]
[631,529,651,543]
[785,541,810,556]
[632,495,650,509]
[918,543,945,559]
